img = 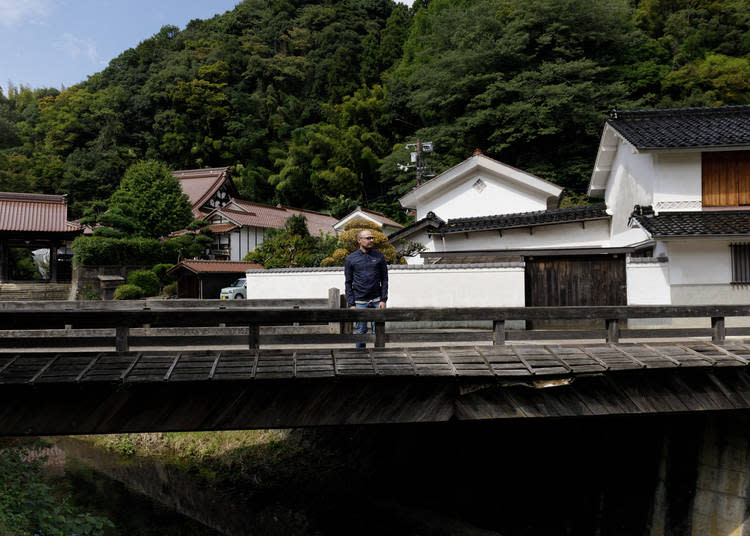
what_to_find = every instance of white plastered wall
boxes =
[418,172,548,221]
[664,239,750,327]
[245,264,525,308]
[604,144,654,236]
[652,153,702,210]
[439,220,611,251]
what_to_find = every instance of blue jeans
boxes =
[355,301,379,348]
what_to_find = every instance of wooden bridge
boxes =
[3,301,750,436]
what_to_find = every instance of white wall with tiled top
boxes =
[245,264,525,308]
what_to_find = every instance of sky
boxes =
[0,0,244,95]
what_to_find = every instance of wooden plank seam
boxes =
[76,353,102,382]
[29,354,60,384]
[208,352,222,380]
[164,353,182,381]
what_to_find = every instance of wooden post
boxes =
[49,242,58,283]
[493,320,505,345]
[328,287,340,334]
[340,295,352,334]
[248,324,260,349]
[606,319,620,344]
[712,316,726,343]
[374,321,385,348]
[115,326,129,353]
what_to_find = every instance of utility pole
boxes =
[397,139,434,186]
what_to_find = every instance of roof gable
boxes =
[334,206,404,231]
[174,167,238,216]
[399,153,563,210]
[589,106,750,197]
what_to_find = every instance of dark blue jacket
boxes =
[344,249,388,306]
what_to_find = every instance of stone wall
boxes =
[71,265,151,300]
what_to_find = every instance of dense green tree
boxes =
[97,160,193,238]
[245,214,338,268]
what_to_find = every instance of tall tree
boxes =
[97,160,193,238]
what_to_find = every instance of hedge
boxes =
[72,236,180,267]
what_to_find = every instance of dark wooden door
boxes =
[525,255,626,328]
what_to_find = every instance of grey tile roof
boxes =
[441,204,609,234]
[608,106,750,150]
[387,212,444,241]
[633,207,750,237]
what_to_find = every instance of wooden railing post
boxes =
[712,316,726,343]
[374,322,385,347]
[606,319,620,344]
[340,295,352,334]
[328,288,340,334]
[493,320,505,345]
[248,324,260,349]
[115,326,129,353]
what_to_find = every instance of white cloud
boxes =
[0,0,53,27]
[54,33,98,64]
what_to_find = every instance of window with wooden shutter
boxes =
[731,243,750,284]
[702,151,750,207]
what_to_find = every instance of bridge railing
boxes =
[1,301,750,351]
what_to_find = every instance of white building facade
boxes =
[590,106,750,310]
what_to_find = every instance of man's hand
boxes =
[378,301,387,309]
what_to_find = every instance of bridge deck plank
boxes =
[6,344,750,386]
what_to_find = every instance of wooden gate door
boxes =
[524,255,626,328]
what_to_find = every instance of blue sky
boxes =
[0,0,244,95]
[1,1,413,97]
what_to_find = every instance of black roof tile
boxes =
[633,208,750,237]
[608,106,750,150]
[442,204,609,234]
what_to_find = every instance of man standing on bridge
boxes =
[345,229,388,348]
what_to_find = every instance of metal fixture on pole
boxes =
[397,139,435,186]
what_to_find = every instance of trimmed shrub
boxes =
[163,281,178,297]
[152,263,176,287]
[126,270,160,297]
[114,284,144,300]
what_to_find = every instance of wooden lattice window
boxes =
[731,243,750,284]
[702,151,750,207]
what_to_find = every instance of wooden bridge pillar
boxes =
[712,317,725,343]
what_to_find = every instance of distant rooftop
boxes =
[608,106,750,150]
[0,192,81,234]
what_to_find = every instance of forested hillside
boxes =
[1,0,748,220]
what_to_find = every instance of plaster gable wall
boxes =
[418,172,549,220]
[604,144,654,236]
[439,219,611,252]
[652,153,702,208]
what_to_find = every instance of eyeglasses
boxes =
[361,236,375,240]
